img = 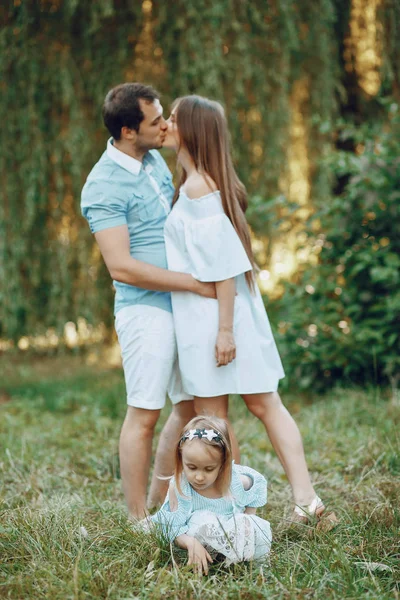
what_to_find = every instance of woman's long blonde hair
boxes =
[172,95,256,291]
[175,415,233,497]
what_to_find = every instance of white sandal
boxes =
[131,515,153,533]
[293,495,325,520]
[292,496,338,529]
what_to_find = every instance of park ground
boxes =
[0,355,399,599]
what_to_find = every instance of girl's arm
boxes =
[240,474,257,514]
[215,278,236,367]
[175,534,213,575]
[244,506,257,515]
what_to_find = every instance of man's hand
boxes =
[191,279,217,299]
[215,329,236,367]
[186,537,213,575]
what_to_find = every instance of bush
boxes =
[270,105,400,392]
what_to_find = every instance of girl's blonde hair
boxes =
[174,415,233,496]
[172,95,256,291]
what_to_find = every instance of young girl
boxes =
[162,94,331,523]
[151,416,272,574]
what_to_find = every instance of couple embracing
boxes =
[81,83,330,569]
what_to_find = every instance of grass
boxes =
[0,355,399,599]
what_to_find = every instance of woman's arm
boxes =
[175,534,213,575]
[215,278,236,367]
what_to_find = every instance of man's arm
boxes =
[94,225,216,297]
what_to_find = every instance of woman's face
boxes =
[163,104,180,150]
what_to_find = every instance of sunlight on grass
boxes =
[1,358,399,599]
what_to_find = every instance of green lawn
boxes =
[1,355,399,599]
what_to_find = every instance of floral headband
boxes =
[180,428,223,444]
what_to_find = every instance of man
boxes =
[81,83,215,520]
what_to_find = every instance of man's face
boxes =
[135,98,168,151]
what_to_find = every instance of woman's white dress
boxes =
[164,190,284,397]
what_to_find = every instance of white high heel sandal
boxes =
[293,495,325,520]
[292,496,338,529]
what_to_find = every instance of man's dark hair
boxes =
[102,83,160,140]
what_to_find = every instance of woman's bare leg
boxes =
[194,394,240,463]
[242,391,317,506]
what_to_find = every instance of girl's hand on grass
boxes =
[186,538,213,575]
[215,329,236,367]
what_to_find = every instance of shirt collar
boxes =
[106,138,143,176]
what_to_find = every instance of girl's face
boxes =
[163,105,180,150]
[181,439,222,492]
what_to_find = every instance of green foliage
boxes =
[0,1,145,339]
[379,0,400,93]
[0,0,341,339]
[0,0,399,391]
[271,106,400,391]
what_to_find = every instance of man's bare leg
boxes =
[147,400,196,509]
[119,406,160,520]
[193,394,240,463]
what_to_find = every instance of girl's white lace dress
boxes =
[151,463,272,564]
[164,190,285,397]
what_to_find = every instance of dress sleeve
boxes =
[184,214,252,282]
[232,463,268,509]
[81,180,127,234]
[150,478,191,542]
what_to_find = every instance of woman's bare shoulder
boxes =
[182,174,218,200]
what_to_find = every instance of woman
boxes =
[162,95,330,523]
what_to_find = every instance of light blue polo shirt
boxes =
[81,139,174,315]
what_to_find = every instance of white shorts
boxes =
[115,305,192,410]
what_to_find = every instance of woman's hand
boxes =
[186,537,213,575]
[215,328,236,367]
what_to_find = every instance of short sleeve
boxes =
[150,478,192,542]
[231,463,267,509]
[81,180,127,234]
[184,214,252,282]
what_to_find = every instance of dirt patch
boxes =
[0,390,12,404]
